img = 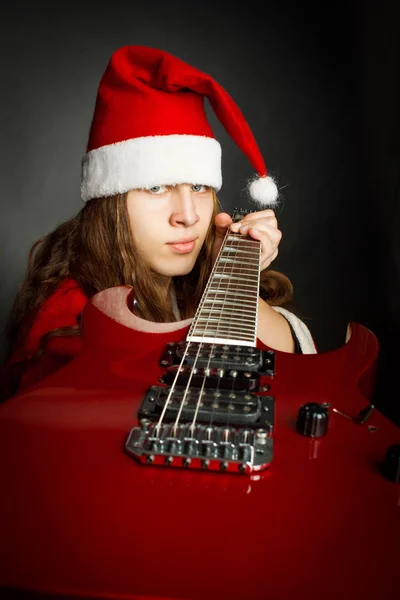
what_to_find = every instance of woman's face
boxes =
[127,183,214,277]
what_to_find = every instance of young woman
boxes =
[0,45,316,401]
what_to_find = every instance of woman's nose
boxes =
[169,185,200,227]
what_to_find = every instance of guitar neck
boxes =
[187,210,261,347]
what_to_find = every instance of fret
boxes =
[224,239,260,245]
[216,259,260,271]
[223,245,260,254]
[190,331,256,342]
[203,289,259,299]
[204,293,258,300]
[224,247,260,254]
[190,327,255,338]
[204,292,258,301]
[191,320,255,331]
[210,273,259,287]
[199,303,254,319]
[211,278,258,284]
[191,320,255,330]
[208,278,259,284]
[207,280,259,286]
[200,300,257,313]
[204,286,258,294]
[205,287,257,298]
[222,247,259,256]
[198,307,256,318]
[212,273,259,279]
[208,278,259,286]
[216,264,258,273]
[206,285,259,294]
[226,235,260,246]
[200,310,256,320]
[188,335,255,347]
[214,268,259,276]
[196,316,256,325]
[204,285,258,300]
[202,298,257,308]
[199,304,256,314]
[189,331,255,343]
[211,274,259,282]
[212,272,259,280]
[189,338,255,346]
[195,319,256,329]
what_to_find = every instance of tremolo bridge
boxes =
[125,342,275,474]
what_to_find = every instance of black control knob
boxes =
[296,402,329,438]
[381,444,400,483]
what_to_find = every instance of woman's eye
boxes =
[148,185,168,194]
[192,184,207,192]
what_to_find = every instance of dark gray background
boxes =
[1,0,399,426]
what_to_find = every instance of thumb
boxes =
[212,212,233,262]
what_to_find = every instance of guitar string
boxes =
[242,238,262,432]
[187,218,261,438]
[223,234,261,433]
[174,224,235,445]
[205,228,243,432]
[188,233,261,441]
[223,234,260,434]
[154,339,191,437]
[182,224,232,431]
[154,224,231,435]
[154,216,261,460]
[169,224,232,436]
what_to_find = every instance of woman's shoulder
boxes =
[41,277,88,314]
[21,278,88,352]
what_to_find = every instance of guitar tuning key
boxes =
[354,404,375,424]
[332,405,375,425]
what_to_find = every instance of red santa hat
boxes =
[81,45,278,206]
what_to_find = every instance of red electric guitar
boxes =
[0,208,399,600]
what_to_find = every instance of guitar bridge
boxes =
[126,386,275,473]
[125,422,273,473]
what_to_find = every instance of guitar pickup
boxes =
[160,364,260,391]
[160,342,275,376]
[138,385,274,429]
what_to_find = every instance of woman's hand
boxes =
[212,209,282,271]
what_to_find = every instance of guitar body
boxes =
[0,286,398,600]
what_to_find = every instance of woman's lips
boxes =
[167,239,197,254]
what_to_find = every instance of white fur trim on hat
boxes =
[272,306,317,354]
[81,134,222,202]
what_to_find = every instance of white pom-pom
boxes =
[248,175,279,207]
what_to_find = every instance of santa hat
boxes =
[81,46,278,206]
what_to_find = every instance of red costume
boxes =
[1,279,87,400]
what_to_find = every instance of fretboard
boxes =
[187,227,261,347]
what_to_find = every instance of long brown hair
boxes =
[4,191,293,360]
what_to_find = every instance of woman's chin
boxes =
[155,256,197,278]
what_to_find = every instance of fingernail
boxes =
[240,225,249,233]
